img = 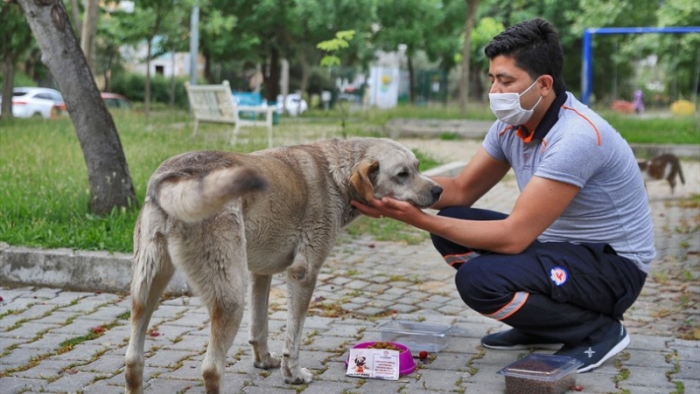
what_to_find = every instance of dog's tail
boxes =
[154,167,267,223]
[678,161,686,185]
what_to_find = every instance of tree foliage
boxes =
[6,0,695,108]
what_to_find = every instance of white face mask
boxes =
[489,79,542,125]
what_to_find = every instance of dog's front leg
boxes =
[281,256,317,384]
[248,273,280,369]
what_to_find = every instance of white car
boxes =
[0,87,65,119]
[276,93,308,116]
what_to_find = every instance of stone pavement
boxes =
[1,141,699,394]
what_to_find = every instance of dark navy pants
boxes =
[431,207,647,347]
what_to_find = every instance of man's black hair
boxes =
[484,18,566,95]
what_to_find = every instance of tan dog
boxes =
[124,138,442,393]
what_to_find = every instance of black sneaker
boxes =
[554,321,630,373]
[481,328,563,350]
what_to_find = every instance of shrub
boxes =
[110,71,190,108]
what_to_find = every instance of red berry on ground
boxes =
[419,351,428,359]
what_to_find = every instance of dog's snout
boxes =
[431,185,443,199]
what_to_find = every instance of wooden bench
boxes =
[184,80,276,147]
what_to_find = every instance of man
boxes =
[352,18,654,373]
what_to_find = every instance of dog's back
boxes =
[638,153,685,194]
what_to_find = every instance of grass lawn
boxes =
[0,104,697,253]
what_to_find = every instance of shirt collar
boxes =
[516,92,567,142]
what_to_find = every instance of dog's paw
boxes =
[253,352,281,369]
[283,367,313,384]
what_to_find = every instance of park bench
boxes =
[184,80,276,147]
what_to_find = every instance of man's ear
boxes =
[350,160,379,201]
[539,75,554,96]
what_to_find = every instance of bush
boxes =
[110,71,190,108]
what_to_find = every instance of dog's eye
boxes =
[397,171,409,178]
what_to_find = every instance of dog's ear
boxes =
[350,159,379,201]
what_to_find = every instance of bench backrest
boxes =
[185,80,238,123]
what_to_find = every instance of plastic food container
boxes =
[345,341,416,376]
[496,354,583,394]
[377,320,453,352]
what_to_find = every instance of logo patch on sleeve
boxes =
[550,266,568,286]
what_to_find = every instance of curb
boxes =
[0,243,190,294]
[631,143,700,158]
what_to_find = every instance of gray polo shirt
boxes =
[483,92,655,273]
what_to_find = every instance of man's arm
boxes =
[419,176,579,253]
[430,147,511,209]
[353,175,579,255]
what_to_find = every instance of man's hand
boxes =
[351,197,425,225]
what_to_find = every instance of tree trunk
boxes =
[80,0,98,74]
[16,0,139,215]
[265,46,281,102]
[68,0,81,39]
[408,55,415,104]
[145,37,152,118]
[1,57,16,119]
[169,51,176,108]
[460,0,479,115]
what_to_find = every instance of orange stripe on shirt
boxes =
[562,105,601,146]
[498,125,514,136]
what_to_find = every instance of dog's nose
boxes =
[430,185,443,199]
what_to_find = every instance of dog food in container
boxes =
[377,320,454,352]
[497,354,583,394]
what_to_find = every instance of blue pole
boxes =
[582,29,593,105]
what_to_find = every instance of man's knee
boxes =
[454,262,489,311]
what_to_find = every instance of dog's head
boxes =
[350,138,442,208]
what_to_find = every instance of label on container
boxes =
[346,348,399,380]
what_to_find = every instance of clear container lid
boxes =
[377,320,453,337]
[497,354,583,382]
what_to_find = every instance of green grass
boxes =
[600,111,699,144]
[0,109,443,252]
[0,105,696,253]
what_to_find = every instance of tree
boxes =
[0,0,34,120]
[15,0,138,215]
[468,17,505,99]
[81,0,99,74]
[318,30,356,137]
[374,0,443,103]
[460,0,480,113]
[286,0,377,98]
[110,0,188,117]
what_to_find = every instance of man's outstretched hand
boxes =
[351,197,425,225]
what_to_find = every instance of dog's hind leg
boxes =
[125,208,174,394]
[280,253,321,384]
[175,213,248,394]
[249,273,281,369]
[199,280,245,394]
